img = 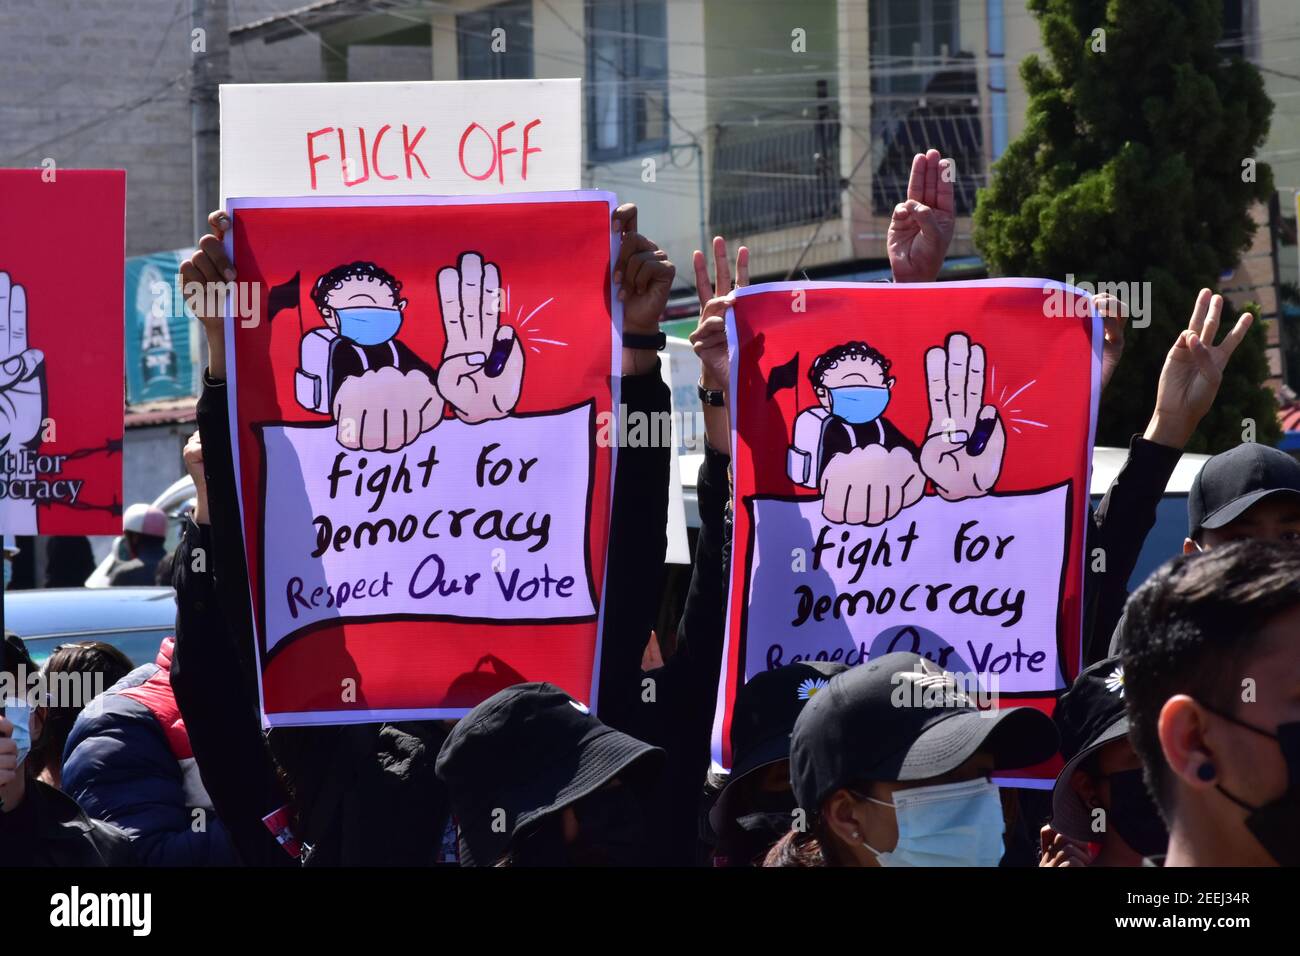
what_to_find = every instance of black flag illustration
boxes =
[766,352,799,399]
[267,272,300,321]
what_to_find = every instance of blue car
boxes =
[4,586,176,667]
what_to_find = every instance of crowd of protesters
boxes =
[3,149,1298,869]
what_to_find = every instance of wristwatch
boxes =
[698,380,725,407]
[623,331,667,351]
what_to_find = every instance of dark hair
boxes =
[808,341,891,391]
[762,782,875,867]
[763,828,828,867]
[310,261,402,312]
[1119,540,1300,820]
[29,642,134,779]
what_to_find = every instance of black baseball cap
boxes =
[790,652,1059,813]
[1188,443,1300,538]
[708,660,848,834]
[1050,656,1130,841]
[434,682,663,866]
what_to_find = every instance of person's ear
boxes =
[320,306,333,319]
[1068,768,1101,809]
[397,298,408,312]
[886,376,895,389]
[1157,694,1217,791]
[30,706,45,742]
[822,788,867,847]
[1182,537,1199,555]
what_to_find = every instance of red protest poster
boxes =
[713,280,1099,779]
[225,191,619,726]
[0,169,125,535]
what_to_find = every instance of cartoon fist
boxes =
[435,252,524,424]
[819,444,924,525]
[0,273,44,534]
[333,366,441,451]
[919,333,1006,501]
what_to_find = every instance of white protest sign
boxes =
[220,79,581,203]
[660,357,691,565]
[261,405,597,650]
[745,487,1069,694]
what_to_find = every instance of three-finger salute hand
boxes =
[1146,288,1253,448]
[918,333,1005,500]
[435,252,523,423]
[690,236,749,392]
[887,149,956,283]
[0,272,44,449]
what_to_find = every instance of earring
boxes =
[1197,763,1216,782]
[852,831,860,840]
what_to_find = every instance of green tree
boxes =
[974,0,1279,451]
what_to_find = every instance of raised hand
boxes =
[435,252,523,424]
[1094,292,1128,394]
[179,209,234,379]
[613,204,675,338]
[887,149,956,284]
[0,272,44,534]
[919,333,1006,501]
[1144,288,1253,449]
[688,236,749,393]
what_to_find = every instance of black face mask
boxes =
[568,785,651,867]
[1201,706,1300,867]
[1103,769,1169,858]
[714,789,794,867]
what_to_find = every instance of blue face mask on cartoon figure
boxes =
[335,307,402,346]
[829,385,890,424]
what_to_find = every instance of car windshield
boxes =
[22,629,169,670]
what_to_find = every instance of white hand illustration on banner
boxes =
[436,252,524,424]
[0,272,44,534]
[332,366,442,452]
[819,443,924,525]
[918,333,1006,500]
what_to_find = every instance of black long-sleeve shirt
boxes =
[1081,434,1183,666]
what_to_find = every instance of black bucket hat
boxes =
[435,682,663,865]
[1050,656,1132,841]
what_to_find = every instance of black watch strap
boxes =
[623,331,666,351]
[698,381,725,407]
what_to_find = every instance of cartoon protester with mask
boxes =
[294,252,524,452]
[788,332,1005,526]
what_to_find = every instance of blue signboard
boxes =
[125,249,199,404]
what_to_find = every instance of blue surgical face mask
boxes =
[829,385,890,425]
[860,777,1005,867]
[335,306,402,346]
[3,698,31,769]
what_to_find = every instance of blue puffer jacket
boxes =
[62,637,240,866]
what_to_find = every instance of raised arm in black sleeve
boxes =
[638,443,732,865]
[1082,434,1182,666]
[594,363,671,735]
[170,515,296,867]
